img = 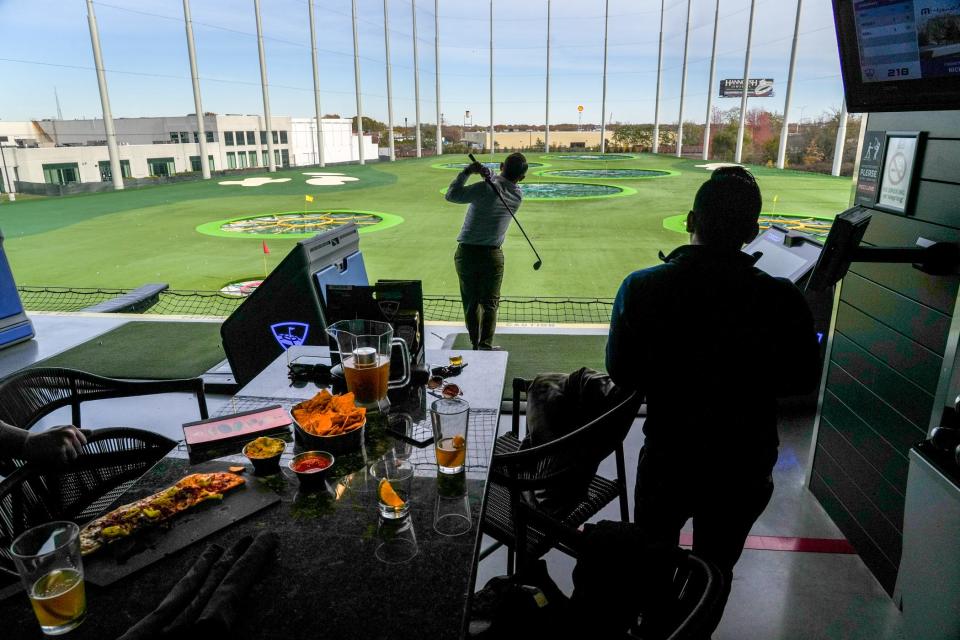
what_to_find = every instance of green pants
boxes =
[454,244,504,350]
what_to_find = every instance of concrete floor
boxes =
[6,314,905,639]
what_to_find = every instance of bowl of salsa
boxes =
[289,450,335,489]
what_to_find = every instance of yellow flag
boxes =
[305,194,314,203]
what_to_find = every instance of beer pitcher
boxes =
[326,319,410,411]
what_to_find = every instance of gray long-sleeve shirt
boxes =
[445,171,523,247]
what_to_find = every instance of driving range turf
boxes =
[0,154,851,299]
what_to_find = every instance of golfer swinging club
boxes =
[444,152,528,351]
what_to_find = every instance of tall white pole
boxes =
[600,0,610,154]
[702,0,720,160]
[832,100,848,177]
[435,0,442,156]
[676,0,692,158]
[383,0,395,161]
[85,0,123,189]
[183,0,210,179]
[254,0,276,172]
[777,0,803,169]
[309,0,326,167]
[351,0,366,165]
[489,0,494,157]
[544,0,551,152]
[652,0,665,154]
[734,0,757,164]
[412,0,422,158]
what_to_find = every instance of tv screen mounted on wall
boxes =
[834,0,960,111]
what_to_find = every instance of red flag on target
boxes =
[262,240,270,254]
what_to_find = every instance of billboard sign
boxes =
[719,78,775,97]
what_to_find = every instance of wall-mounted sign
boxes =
[877,131,924,216]
[719,78,775,98]
[855,130,886,206]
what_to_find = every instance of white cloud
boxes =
[219,177,292,187]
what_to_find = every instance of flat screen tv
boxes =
[834,0,960,111]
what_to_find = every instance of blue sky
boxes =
[0,0,846,127]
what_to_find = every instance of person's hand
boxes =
[23,426,89,464]
[465,161,484,176]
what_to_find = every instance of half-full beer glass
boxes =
[11,521,87,636]
[326,319,410,411]
[431,397,469,474]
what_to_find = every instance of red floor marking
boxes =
[678,531,856,554]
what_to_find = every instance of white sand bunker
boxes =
[695,163,744,171]
[302,172,360,186]
[219,177,292,187]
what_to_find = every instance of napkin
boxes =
[192,531,279,634]
[160,535,254,635]
[116,543,224,640]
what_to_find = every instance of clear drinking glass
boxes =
[434,470,471,536]
[375,516,418,564]
[431,397,469,474]
[11,521,87,636]
[371,457,414,520]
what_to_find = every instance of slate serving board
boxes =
[84,464,280,587]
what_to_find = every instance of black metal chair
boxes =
[0,427,175,576]
[480,377,641,573]
[0,366,206,471]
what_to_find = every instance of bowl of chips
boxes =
[290,390,367,455]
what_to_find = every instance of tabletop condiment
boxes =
[244,437,285,459]
[291,456,332,474]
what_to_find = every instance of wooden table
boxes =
[1,348,508,640]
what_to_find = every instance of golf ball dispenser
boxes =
[219,223,369,388]
[0,228,34,349]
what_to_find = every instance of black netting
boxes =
[18,286,614,324]
[17,286,128,312]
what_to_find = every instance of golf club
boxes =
[468,153,543,270]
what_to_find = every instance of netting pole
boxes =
[676,0,692,158]
[734,0,757,164]
[777,0,803,170]
[600,0,609,154]
[309,0,327,167]
[832,100,848,177]
[85,0,124,189]
[254,0,276,172]
[183,0,210,180]
[435,0,442,156]
[351,0,366,165]
[702,0,720,160]
[544,0,551,153]
[412,0,422,158]
[652,0,665,154]
[383,0,396,161]
[489,0,494,157]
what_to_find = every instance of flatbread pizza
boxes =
[79,472,245,555]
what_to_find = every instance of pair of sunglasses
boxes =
[427,376,463,399]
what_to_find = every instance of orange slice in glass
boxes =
[378,479,405,509]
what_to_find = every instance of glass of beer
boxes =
[327,319,410,411]
[431,397,469,474]
[11,521,87,636]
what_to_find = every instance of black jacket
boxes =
[606,244,820,477]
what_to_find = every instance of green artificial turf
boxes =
[35,321,225,380]
[451,332,609,400]
[0,155,852,299]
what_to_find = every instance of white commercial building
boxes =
[0,115,377,190]
[290,117,377,167]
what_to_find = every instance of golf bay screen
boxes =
[853,0,960,83]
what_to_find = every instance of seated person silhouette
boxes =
[606,166,820,634]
